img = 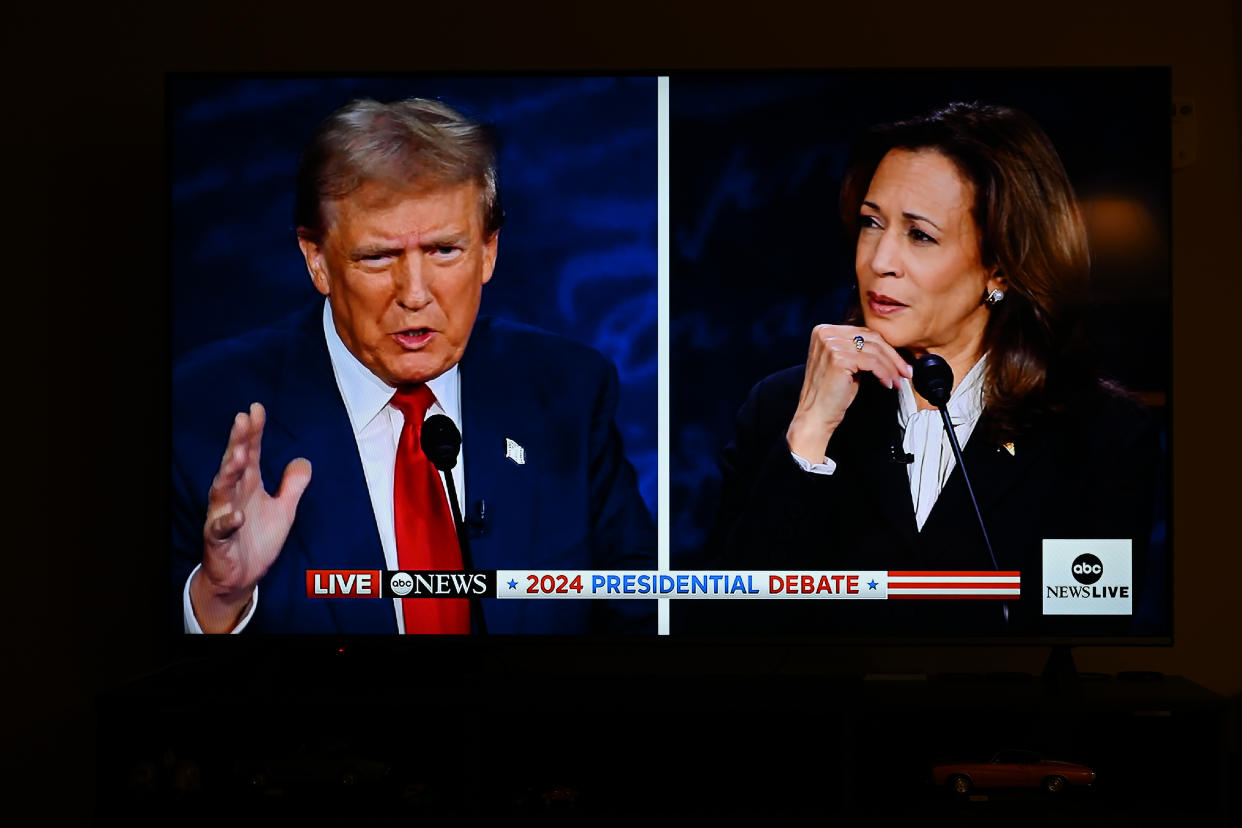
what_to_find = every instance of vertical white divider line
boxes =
[657,76,670,636]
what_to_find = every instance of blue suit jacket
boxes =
[172,303,656,634]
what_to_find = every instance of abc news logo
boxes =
[385,571,492,598]
[1071,554,1104,585]
[1045,553,1129,600]
[1041,539,1133,615]
[305,570,495,599]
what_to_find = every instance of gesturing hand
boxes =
[190,402,312,633]
[786,325,912,463]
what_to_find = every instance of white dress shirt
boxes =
[791,354,988,531]
[184,300,464,634]
[896,355,986,530]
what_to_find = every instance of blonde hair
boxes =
[294,97,502,243]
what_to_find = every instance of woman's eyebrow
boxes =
[861,200,943,231]
[902,211,942,231]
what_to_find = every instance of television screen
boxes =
[668,69,1170,640]
[170,75,660,637]
[170,69,1170,643]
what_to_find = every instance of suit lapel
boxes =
[920,417,1048,567]
[262,305,394,633]
[839,380,1048,568]
[459,318,538,574]
[837,379,921,552]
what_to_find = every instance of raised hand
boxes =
[189,402,312,633]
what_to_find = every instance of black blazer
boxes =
[689,366,1160,637]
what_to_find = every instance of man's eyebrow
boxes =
[349,243,404,259]
[420,228,469,245]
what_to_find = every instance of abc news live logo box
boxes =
[1042,539,1132,615]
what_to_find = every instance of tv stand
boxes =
[96,661,1227,820]
[1041,644,1080,695]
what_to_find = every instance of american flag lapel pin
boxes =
[505,438,526,465]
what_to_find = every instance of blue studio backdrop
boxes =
[170,75,658,515]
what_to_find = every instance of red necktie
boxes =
[390,385,470,634]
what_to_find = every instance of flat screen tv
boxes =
[168,69,1169,652]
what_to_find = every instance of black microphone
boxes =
[423,416,490,532]
[421,416,468,558]
[911,353,954,407]
[889,428,914,464]
[466,499,488,535]
[422,414,462,471]
[420,414,487,635]
[911,355,1008,624]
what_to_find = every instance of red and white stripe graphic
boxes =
[886,571,1020,599]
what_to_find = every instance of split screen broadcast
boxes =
[171,72,1170,639]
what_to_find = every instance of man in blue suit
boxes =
[173,97,655,635]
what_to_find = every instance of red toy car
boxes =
[932,749,1095,794]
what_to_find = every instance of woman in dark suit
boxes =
[707,102,1159,636]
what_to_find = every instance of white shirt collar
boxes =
[897,353,988,531]
[321,299,460,434]
[897,352,988,428]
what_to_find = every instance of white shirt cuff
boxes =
[183,563,258,634]
[790,451,837,475]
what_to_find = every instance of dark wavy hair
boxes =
[839,102,1092,439]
